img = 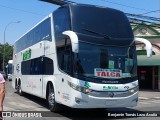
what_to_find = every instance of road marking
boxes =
[149,100,160,103]
[139,97,149,100]
[138,101,150,104]
[139,97,160,100]
[153,97,160,99]
[139,100,160,105]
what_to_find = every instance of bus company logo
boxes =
[124,86,129,90]
[103,86,118,90]
[102,80,119,84]
[62,93,70,101]
[23,49,32,61]
[84,82,91,88]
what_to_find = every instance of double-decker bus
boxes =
[12,2,152,112]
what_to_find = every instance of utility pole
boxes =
[3,21,21,71]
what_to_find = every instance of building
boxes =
[132,23,160,91]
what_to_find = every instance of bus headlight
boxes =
[68,81,92,94]
[130,86,139,93]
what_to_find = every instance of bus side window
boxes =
[53,7,71,41]
[42,57,54,75]
[62,52,71,74]
[58,38,72,75]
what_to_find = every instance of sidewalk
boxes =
[139,90,160,100]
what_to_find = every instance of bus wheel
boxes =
[15,81,18,93]
[17,82,23,96]
[48,85,60,112]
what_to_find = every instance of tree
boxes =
[0,43,13,71]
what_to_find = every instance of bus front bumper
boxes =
[70,90,138,108]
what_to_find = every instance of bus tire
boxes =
[48,84,60,112]
[15,80,18,93]
[17,82,23,96]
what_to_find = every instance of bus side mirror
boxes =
[135,38,152,57]
[62,31,79,53]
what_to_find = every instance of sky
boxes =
[0,0,159,45]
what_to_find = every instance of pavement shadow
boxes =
[56,107,146,120]
[59,107,160,119]
[14,92,160,119]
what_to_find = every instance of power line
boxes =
[95,0,150,11]
[0,4,46,16]
[91,0,160,25]
[39,0,75,6]
[1,1,159,25]
[127,18,160,27]
[126,13,160,22]
[94,0,160,19]
[140,10,160,15]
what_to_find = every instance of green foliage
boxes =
[0,43,13,70]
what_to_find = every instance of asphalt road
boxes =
[3,81,160,120]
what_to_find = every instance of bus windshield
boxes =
[74,42,137,79]
[71,5,133,39]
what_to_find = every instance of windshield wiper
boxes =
[82,28,111,39]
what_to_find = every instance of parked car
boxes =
[0,71,6,80]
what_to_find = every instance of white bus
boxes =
[6,60,13,81]
[12,2,152,112]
